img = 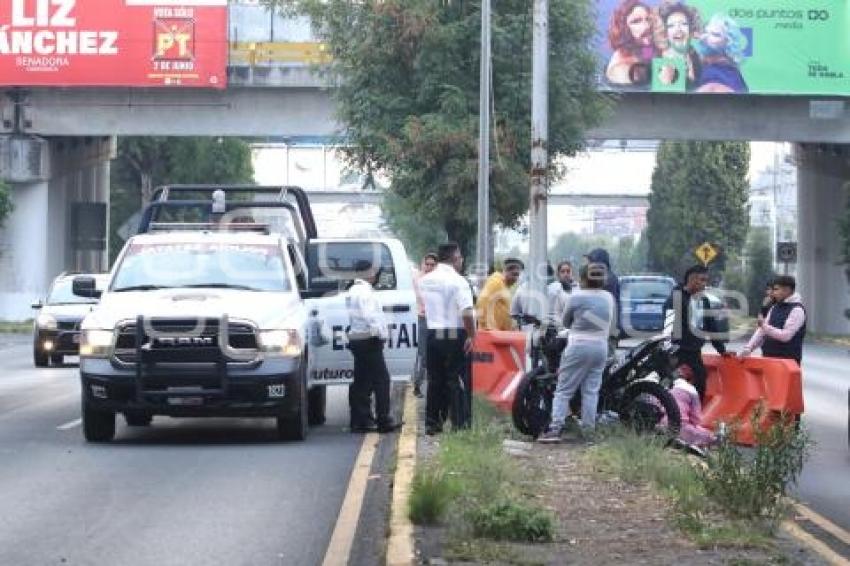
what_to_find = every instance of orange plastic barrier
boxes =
[471,330,527,413]
[702,354,804,446]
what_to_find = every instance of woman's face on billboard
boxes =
[666,11,690,51]
[626,6,652,46]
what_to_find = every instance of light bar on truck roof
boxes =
[146,222,271,234]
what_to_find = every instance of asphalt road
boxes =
[795,342,850,530]
[0,338,367,566]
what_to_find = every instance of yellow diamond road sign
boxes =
[695,242,718,266]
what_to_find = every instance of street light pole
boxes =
[476,0,492,275]
[528,0,548,317]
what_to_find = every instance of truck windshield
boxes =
[48,279,99,305]
[111,242,292,292]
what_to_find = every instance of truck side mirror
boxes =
[31,300,43,309]
[72,276,102,299]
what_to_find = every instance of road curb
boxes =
[386,384,417,566]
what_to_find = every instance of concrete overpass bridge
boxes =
[1,3,849,334]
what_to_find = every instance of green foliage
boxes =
[646,142,751,280]
[744,228,775,316]
[702,412,812,522]
[548,232,649,274]
[408,395,554,543]
[0,180,12,229]
[408,466,456,525]
[280,0,607,256]
[468,500,554,543]
[110,137,254,261]
[587,427,783,548]
[381,190,446,261]
[838,193,850,283]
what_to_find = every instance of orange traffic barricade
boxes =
[702,354,804,445]
[471,330,527,413]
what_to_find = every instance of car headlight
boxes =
[80,329,114,358]
[258,329,303,358]
[36,313,57,330]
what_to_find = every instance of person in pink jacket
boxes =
[670,364,716,447]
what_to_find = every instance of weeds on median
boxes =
[702,410,812,523]
[408,396,555,543]
[587,416,812,548]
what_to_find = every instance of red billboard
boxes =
[0,0,227,88]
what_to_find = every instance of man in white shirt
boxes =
[412,252,438,397]
[418,242,476,435]
[346,266,400,433]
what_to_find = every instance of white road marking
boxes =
[57,418,82,430]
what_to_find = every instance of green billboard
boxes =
[596,1,850,95]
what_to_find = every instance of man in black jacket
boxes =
[663,264,730,400]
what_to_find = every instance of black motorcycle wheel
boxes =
[511,367,554,438]
[619,381,681,437]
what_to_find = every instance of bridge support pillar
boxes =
[795,143,850,335]
[0,136,114,320]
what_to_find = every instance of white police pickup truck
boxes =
[74,186,417,442]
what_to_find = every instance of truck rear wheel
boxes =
[277,371,308,441]
[83,402,116,442]
[308,385,326,426]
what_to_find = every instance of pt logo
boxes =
[154,18,194,60]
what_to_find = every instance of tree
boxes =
[548,231,647,274]
[110,137,254,260]
[744,227,775,316]
[381,191,446,262]
[0,180,12,230]
[275,0,606,257]
[646,141,750,279]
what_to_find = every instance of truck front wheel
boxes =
[83,401,116,442]
[308,385,326,426]
[277,371,308,441]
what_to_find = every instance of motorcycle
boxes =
[511,317,682,438]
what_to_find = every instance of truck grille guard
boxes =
[109,315,261,402]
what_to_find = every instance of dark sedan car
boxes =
[32,273,109,367]
[619,275,676,335]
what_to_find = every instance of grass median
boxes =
[586,416,811,549]
[408,397,555,549]
[0,320,32,334]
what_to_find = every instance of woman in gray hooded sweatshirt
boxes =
[539,263,615,442]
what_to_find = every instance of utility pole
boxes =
[475,0,492,276]
[527,0,548,317]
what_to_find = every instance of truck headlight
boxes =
[258,329,303,358]
[36,313,57,330]
[80,329,114,358]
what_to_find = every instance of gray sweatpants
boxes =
[550,339,608,430]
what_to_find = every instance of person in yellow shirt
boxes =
[476,258,524,330]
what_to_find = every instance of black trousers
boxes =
[414,315,428,389]
[425,329,470,430]
[349,337,391,427]
[677,349,707,401]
